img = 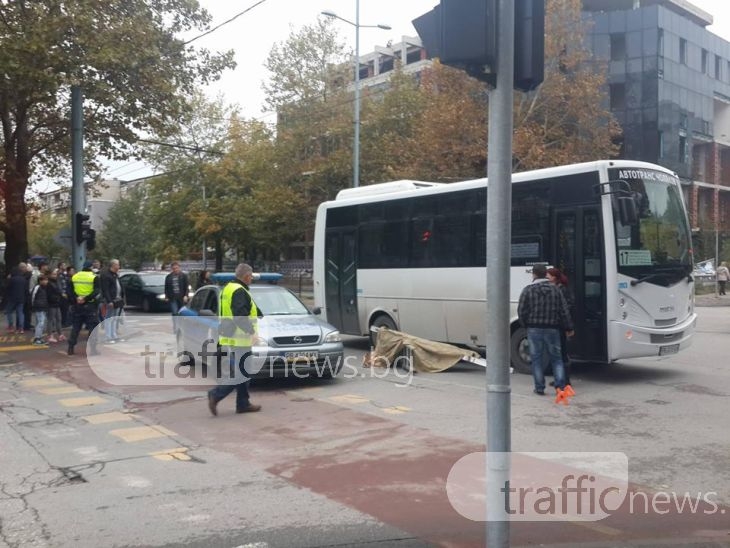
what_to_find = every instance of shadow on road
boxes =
[569,360,683,385]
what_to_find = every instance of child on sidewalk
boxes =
[46,269,65,343]
[30,275,49,345]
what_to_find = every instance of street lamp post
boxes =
[321,3,390,188]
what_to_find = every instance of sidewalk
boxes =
[695,293,730,307]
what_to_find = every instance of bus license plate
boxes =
[285,351,318,362]
[659,344,679,356]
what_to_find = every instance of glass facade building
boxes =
[584,0,730,233]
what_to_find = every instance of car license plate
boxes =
[285,351,319,362]
[659,344,679,356]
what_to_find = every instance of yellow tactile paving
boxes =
[83,412,135,425]
[150,448,191,461]
[382,406,411,415]
[0,345,48,351]
[109,425,177,443]
[21,377,65,387]
[58,396,108,407]
[38,386,84,395]
[328,394,370,405]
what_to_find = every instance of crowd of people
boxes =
[3,258,187,353]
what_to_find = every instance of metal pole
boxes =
[353,0,361,188]
[715,222,720,298]
[486,0,514,545]
[71,86,85,271]
[202,182,207,271]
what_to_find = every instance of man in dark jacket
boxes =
[100,259,125,343]
[5,266,27,333]
[164,261,189,332]
[518,264,574,396]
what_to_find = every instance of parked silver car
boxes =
[177,283,344,378]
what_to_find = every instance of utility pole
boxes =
[71,86,86,271]
[485,1,515,545]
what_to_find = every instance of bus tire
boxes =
[510,326,532,375]
[369,314,397,347]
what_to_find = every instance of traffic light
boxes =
[75,212,95,249]
[412,0,544,91]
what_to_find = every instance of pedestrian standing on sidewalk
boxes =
[100,259,125,343]
[30,275,50,345]
[518,264,574,396]
[57,262,70,327]
[717,261,729,296]
[5,266,27,334]
[46,269,64,344]
[164,262,189,333]
[207,263,262,416]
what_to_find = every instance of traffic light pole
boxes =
[71,85,86,271]
[485,0,514,545]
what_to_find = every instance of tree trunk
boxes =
[2,176,29,268]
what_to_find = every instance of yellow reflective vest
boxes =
[72,271,97,298]
[219,282,258,347]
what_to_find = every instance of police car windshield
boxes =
[251,287,309,316]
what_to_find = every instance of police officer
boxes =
[207,263,262,416]
[67,260,101,356]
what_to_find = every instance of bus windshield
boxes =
[611,168,692,286]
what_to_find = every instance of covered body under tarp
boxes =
[367,327,484,373]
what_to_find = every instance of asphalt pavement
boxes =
[1,306,729,548]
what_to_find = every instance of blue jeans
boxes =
[104,305,121,340]
[34,311,47,340]
[527,327,566,392]
[5,300,24,330]
[170,298,184,332]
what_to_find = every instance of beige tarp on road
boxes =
[366,327,481,373]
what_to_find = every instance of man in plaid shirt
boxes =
[518,264,575,395]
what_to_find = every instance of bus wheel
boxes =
[510,327,532,375]
[369,314,396,347]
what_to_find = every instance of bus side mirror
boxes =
[618,196,639,226]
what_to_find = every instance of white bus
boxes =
[313,160,697,373]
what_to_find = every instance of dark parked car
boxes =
[120,272,169,312]
[177,283,344,378]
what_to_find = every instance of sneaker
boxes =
[58,334,66,342]
[533,389,545,396]
[47,336,58,343]
[16,329,24,334]
[32,338,46,346]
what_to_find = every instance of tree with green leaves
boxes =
[0,0,234,267]
[26,212,69,263]
[95,186,153,270]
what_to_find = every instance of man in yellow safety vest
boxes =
[68,260,101,356]
[207,263,262,416]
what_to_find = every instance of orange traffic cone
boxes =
[564,384,576,397]
[554,388,569,405]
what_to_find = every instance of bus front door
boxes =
[554,207,607,363]
[324,229,360,335]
